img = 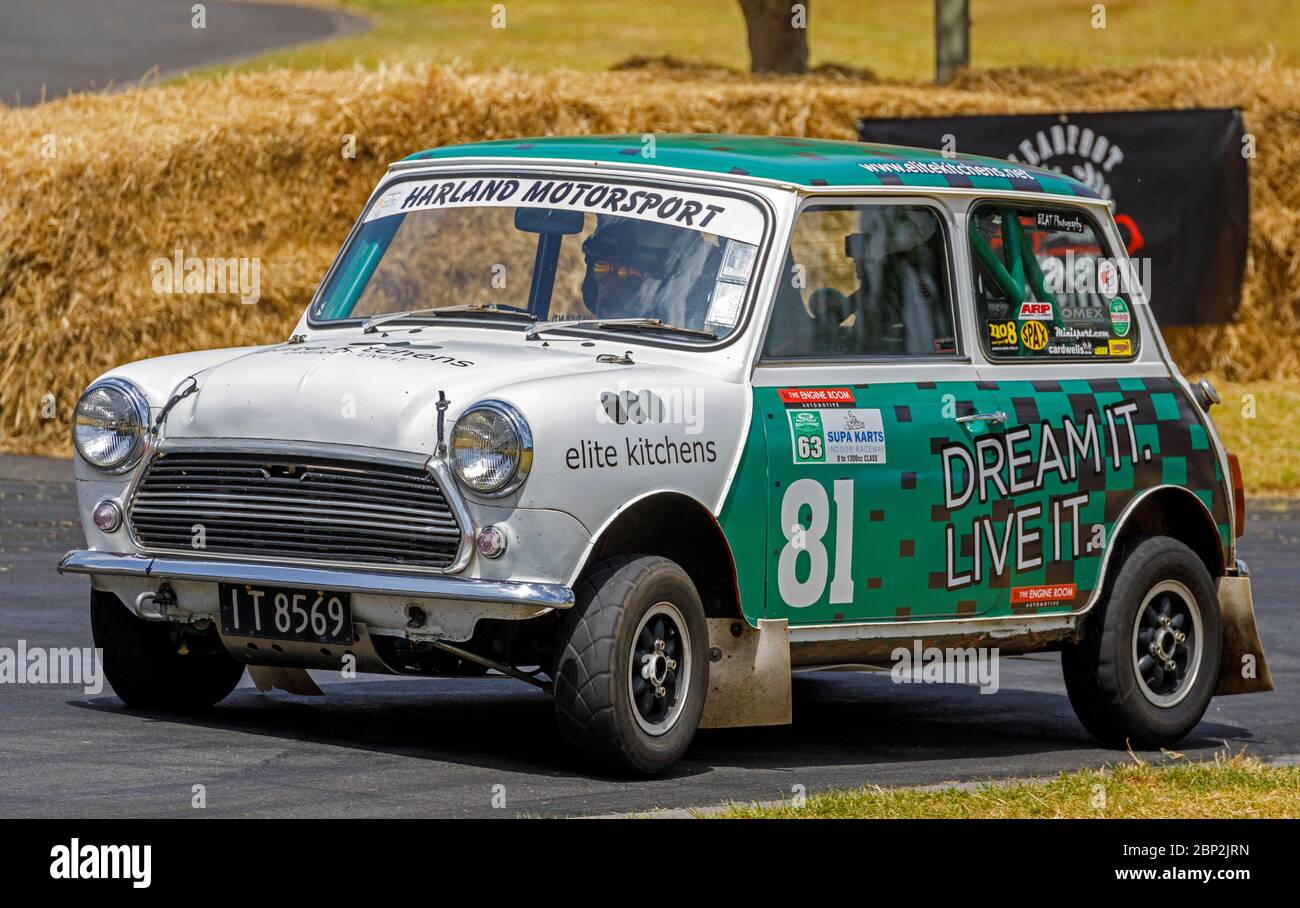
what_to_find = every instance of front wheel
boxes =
[1062,536,1222,748]
[553,555,709,776]
[91,590,246,710]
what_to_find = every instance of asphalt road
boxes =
[0,0,366,106]
[0,454,1295,818]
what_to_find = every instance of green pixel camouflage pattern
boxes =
[719,376,1229,626]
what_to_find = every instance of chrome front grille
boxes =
[128,450,463,570]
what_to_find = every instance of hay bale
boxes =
[1,60,1296,455]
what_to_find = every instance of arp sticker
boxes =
[1011,583,1077,607]
[1109,298,1131,337]
[1018,301,1054,321]
[1020,320,1049,351]
[987,320,1018,350]
[1108,338,1132,356]
[789,408,886,465]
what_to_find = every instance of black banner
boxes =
[857,109,1248,326]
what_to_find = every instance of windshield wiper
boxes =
[525,318,716,341]
[362,304,536,334]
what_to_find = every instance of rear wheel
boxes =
[1062,536,1221,748]
[553,555,708,776]
[91,591,245,710]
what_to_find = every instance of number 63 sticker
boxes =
[788,409,887,465]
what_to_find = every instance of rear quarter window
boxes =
[968,204,1139,361]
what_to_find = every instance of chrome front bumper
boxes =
[58,550,575,609]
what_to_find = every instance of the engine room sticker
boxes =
[788,407,887,465]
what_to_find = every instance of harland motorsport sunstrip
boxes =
[59,134,1271,775]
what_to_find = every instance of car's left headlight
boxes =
[450,400,532,496]
[73,379,150,472]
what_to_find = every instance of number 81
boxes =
[778,478,855,608]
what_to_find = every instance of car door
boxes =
[754,198,1006,627]
[963,200,1194,619]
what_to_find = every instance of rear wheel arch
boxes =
[576,492,746,624]
[1104,485,1226,586]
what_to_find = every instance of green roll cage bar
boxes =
[969,207,1064,354]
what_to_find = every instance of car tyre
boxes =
[91,590,245,710]
[553,555,709,777]
[1062,536,1221,749]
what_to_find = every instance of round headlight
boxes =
[73,380,150,472]
[450,401,532,496]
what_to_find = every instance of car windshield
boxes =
[310,174,767,343]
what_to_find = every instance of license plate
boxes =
[219,583,354,645]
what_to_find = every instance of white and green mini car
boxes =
[61,135,1271,775]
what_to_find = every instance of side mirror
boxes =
[515,207,585,235]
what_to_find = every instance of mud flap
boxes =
[248,666,324,696]
[699,618,791,729]
[1216,574,1273,696]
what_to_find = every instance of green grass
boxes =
[234,0,1300,78]
[711,754,1300,818]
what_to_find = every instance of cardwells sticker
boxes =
[779,387,855,408]
[1011,583,1077,605]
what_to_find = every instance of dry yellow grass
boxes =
[1,60,1297,467]
[1204,379,1300,493]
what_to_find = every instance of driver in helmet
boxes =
[580,216,724,328]
[580,216,672,320]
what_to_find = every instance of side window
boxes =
[969,205,1139,360]
[763,204,958,360]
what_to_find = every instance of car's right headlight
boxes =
[450,400,532,496]
[73,379,150,472]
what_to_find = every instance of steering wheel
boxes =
[808,287,850,329]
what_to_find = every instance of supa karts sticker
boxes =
[789,408,887,465]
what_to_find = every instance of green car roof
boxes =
[404,133,1100,200]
